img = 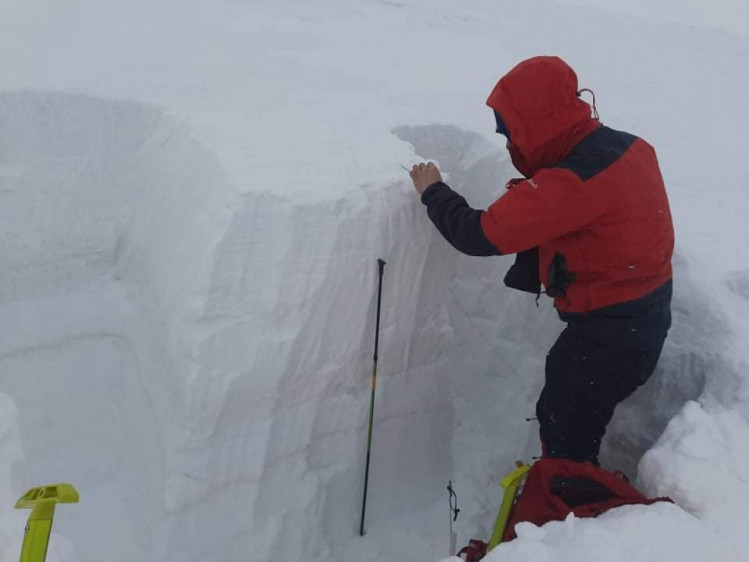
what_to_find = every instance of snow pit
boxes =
[0,92,742,562]
[3,0,749,560]
[0,94,513,560]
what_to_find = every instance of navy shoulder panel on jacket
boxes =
[554,126,638,181]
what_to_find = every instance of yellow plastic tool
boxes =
[487,461,530,551]
[15,484,79,562]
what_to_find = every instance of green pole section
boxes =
[15,484,79,562]
[359,258,386,537]
[487,462,530,551]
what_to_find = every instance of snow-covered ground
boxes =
[0,1,748,561]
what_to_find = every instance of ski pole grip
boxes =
[377,259,386,274]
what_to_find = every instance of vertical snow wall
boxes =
[0,91,724,561]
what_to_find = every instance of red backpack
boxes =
[458,459,671,560]
[503,458,671,541]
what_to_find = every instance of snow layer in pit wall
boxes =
[0,393,24,561]
[0,89,527,561]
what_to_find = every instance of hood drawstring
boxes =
[577,88,599,121]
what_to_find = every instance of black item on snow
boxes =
[448,481,460,521]
[448,480,460,555]
[359,258,386,537]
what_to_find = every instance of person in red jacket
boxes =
[410,56,674,466]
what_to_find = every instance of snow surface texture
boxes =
[439,503,747,562]
[1,1,748,561]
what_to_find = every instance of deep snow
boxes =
[0,1,748,561]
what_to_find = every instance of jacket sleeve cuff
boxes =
[420,181,449,204]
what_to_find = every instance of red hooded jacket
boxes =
[421,56,673,313]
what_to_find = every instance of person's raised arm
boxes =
[411,162,500,257]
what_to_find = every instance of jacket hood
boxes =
[487,56,598,177]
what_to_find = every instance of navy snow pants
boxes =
[536,281,672,465]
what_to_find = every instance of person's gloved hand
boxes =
[409,162,443,195]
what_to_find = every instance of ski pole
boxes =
[359,258,386,537]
